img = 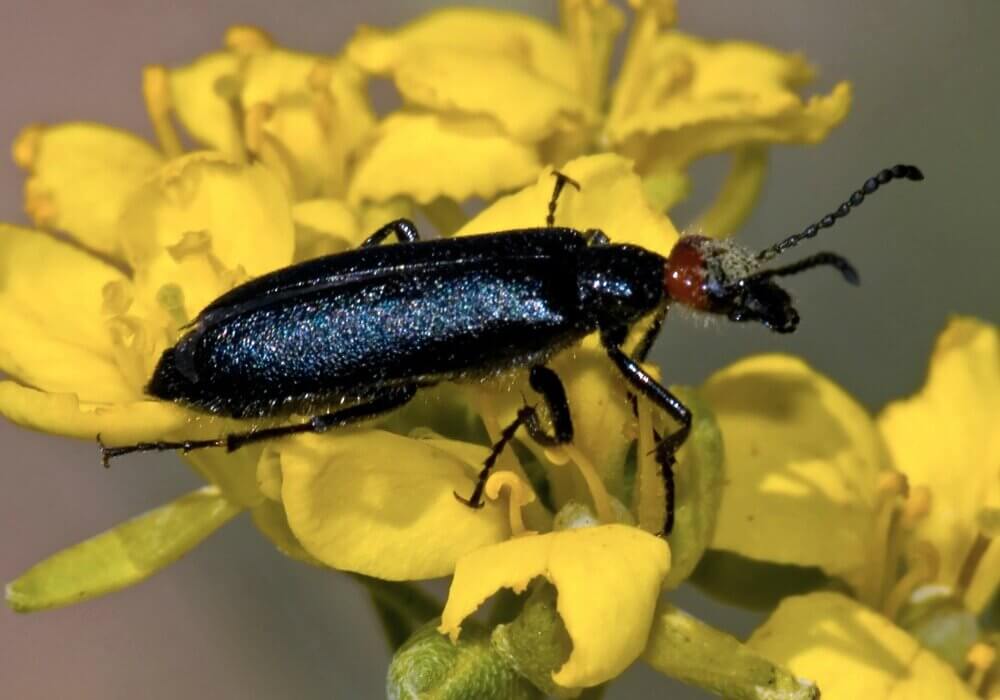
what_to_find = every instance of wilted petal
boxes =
[7,486,240,612]
[440,524,670,688]
[747,592,977,699]
[13,123,163,258]
[0,224,135,402]
[281,431,510,580]
[701,355,889,593]
[878,318,1000,612]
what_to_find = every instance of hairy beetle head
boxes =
[664,235,860,334]
[664,235,759,313]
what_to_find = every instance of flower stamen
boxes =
[142,65,184,158]
[484,471,537,538]
[884,540,940,620]
[561,443,615,524]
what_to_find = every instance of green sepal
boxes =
[388,618,542,700]
[491,582,576,698]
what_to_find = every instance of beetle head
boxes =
[661,163,923,332]
[663,235,856,333]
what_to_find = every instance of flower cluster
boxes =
[2,2,995,698]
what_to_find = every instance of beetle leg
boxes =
[524,365,574,446]
[583,228,610,246]
[359,218,421,247]
[98,386,417,466]
[546,171,581,227]
[455,405,536,509]
[632,306,668,364]
[627,305,669,417]
[603,337,691,536]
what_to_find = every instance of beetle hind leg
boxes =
[98,386,417,467]
[455,365,574,509]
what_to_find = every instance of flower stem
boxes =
[642,600,818,699]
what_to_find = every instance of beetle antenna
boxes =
[747,252,860,286]
[547,171,581,227]
[757,164,923,262]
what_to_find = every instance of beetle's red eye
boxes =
[664,237,709,310]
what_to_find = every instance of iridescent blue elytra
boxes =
[149,227,666,418]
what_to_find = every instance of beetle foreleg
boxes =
[359,218,421,247]
[604,338,691,536]
[98,386,417,466]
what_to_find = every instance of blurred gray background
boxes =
[1,1,997,698]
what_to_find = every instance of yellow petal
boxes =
[878,318,1000,612]
[7,485,240,612]
[610,32,851,167]
[0,382,190,443]
[241,49,375,198]
[251,499,322,566]
[281,431,510,579]
[14,123,164,258]
[440,524,670,688]
[166,51,245,158]
[389,47,587,142]
[117,152,295,316]
[747,592,977,700]
[0,224,135,402]
[292,198,358,262]
[349,113,541,205]
[456,153,680,257]
[348,8,576,92]
[701,354,890,594]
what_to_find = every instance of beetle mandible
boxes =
[100,164,924,535]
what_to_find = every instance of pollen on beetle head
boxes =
[664,235,758,312]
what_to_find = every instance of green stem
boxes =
[692,145,768,238]
[642,600,818,700]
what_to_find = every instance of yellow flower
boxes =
[878,317,1000,615]
[747,592,978,700]
[346,0,850,229]
[693,319,999,696]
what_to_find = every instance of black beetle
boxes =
[100,164,923,535]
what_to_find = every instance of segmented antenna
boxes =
[757,164,924,262]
